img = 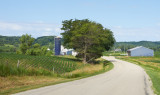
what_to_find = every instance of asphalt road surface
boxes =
[15,56,154,95]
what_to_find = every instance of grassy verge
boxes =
[0,76,66,94]
[0,58,113,95]
[61,58,113,78]
[103,51,126,56]
[116,56,160,95]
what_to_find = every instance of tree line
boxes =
[115,41,160,52]
[1,36,160,53]
[0,35,55,52]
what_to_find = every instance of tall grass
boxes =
[155,51,160,57]
[62,59,113,78]
[0,63,53,77]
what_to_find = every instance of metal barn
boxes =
[127,46,154,57]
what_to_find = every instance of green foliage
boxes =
[0,44,17,52]
[155,51,160,57]
[34,36,56,46]
[19,34,35,54]
[103,51,125,56]
[46,51,52,56]
[48,42,54,51]
[33,43,40,48]
[0,35,57,53]
[25,46,50,56]
[61,19,115,63]
[0,35,20,46]
[18,34,52,56]
[0,35,56,48]
[41,46,48,55]
[0,63,52,77]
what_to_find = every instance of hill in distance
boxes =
[0,35,56,46]
[115,41,160,51]
[0,35,160,51]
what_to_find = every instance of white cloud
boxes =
[44,28,53,32]
[55,28,61,32]
[0,22,22,31]
[0,21,62,37]
[157,23,160,26]
[113,26,122,29]
[110,26,160,41]
[1,21,159,41]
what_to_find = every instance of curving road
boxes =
[15,56,154,95]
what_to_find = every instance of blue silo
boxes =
[55,37,61,55]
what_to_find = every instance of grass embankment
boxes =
[0,53,113,95]
[62,58,113,78]
[117,56,160,95]
[103,51,126,56]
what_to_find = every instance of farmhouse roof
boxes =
[127,46,153,51]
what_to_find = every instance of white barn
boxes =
[127,46,154,57]
[60,45,77,56]
[114,49,122,52]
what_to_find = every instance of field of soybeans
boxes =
[0,53,80,77]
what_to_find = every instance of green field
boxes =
[0,53,113,94]
[0,53,80,77]
[117,56,160,95]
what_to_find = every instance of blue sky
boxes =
[0,0,160,42]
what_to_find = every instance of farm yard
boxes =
[117,56,160,95]
[0,53,113,94]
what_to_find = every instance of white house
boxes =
[127,46,154,57]
[114,48,122,52]
[47,48,50,51]
[60,45,77,56]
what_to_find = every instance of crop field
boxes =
[0,53,113,94]
[0,53,79,76]
[117,56,160,95]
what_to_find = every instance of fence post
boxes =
[17,60,20,68]
[53,67,54,74]
[6,60,8,65]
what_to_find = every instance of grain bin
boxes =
[55,37,61,55]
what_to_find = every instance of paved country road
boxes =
[15,56,154,95]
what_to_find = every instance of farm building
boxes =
[127,46,154,57]
[114,48,122,52]
[61,45,77,56]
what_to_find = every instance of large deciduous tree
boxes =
[18,34,52,56]
[61,19,115,64]
[19,34,35,54]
